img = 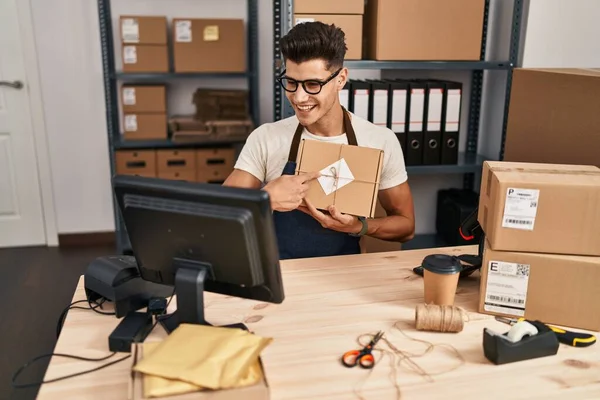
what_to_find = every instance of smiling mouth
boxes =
[296,104,316,112]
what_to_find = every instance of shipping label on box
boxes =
[120,16,167,45]
[295,139,383,218]
[478,161,600,256]
[479,240,600,331]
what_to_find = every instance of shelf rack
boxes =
[273,0,524,250]
[97,0,260,254]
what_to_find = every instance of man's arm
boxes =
[223,169,262,189]
[223,169,320,212]
[363,182,415,242]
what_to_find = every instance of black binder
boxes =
[348,80,370,121]
[367,79,390,128]
[421,80,445,165]
[405,80,426,166]
[385,79,409,155]
[440,81,462,165]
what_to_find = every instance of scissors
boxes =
[341,331,384,369]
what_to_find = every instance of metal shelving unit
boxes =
[273,0,524,250]
[97,0,260,254]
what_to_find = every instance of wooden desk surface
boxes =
[36,246,600,400]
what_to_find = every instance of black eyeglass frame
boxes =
[276,67,343,95]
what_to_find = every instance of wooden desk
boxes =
[37,246,600,399]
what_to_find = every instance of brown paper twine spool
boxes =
[415,303,468,333]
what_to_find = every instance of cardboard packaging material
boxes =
[121,85,166,113]
[129,343,270,400]
[119,16,167,45]
[479,240,600,331]
[293,15,362,60]
[365,0,485,60]
[123,113,167,140]
[295,139,383,218]
[478,161,600,256]
[173,18,245,72]
[122,45,168,73]
[196,148,236,184]
[503,68,600,169]
[115,150,157,177]
[294,0,364,14]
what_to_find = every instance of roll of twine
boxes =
[415,303,465,333]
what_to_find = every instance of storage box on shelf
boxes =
[119,16,168,73]
[172,18,246,73]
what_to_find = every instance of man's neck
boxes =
[305,104,344,137]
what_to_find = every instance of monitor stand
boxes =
[156,259,248,334]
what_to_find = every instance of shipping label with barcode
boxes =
[484,261,530,317]
[502,188,539,231]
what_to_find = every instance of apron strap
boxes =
[287,106,358,162]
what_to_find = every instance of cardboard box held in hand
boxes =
[295,139,384,218]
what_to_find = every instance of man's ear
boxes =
[337,67,349,90]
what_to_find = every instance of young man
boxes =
[223,22,415,259]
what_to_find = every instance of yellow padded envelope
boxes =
[141,342,265,398]
[133,324,272,391]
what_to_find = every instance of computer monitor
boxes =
[112,174,284,333]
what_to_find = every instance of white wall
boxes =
[31,0,600,235]
[521,0,600,68]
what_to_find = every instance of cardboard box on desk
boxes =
[478,161,600,256]
[295,139,383,218]
[129,343,270,400]
[479,240,600,331]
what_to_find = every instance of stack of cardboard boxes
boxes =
[293,0,364,60]
[122,85,168,141]
[120,16,169,72]
[116,147,237,184]
[477,161,600,331]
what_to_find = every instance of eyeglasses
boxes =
[276,68,342,95]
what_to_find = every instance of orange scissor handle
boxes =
[342,350,375,369]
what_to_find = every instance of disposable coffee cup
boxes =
[421,254,462,306]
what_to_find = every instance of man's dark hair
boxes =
[280,21,347,70]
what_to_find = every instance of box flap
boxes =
[484,161,600,186]
[516,68,600,78]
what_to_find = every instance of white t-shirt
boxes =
[234,112,408,190]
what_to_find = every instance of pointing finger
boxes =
[298,171,321,183]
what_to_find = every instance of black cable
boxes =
[56,298,114,338]
[16,291,176,390]
[11,352,131,389]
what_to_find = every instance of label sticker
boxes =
[203,25,219,41]
[295,18,315,25]
[121,18,139,43]
[502,188,539,230]
[484,261,530,317]
[123,46,137,64]
[125,115,138,131]
[317,158,354,196]
[123,88,136,105]
[176,20,192,42]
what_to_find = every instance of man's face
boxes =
[282,59,347,127]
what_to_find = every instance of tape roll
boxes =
[507,321,539,343]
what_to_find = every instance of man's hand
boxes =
[298,199,363,234]
[263,172,320,212]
